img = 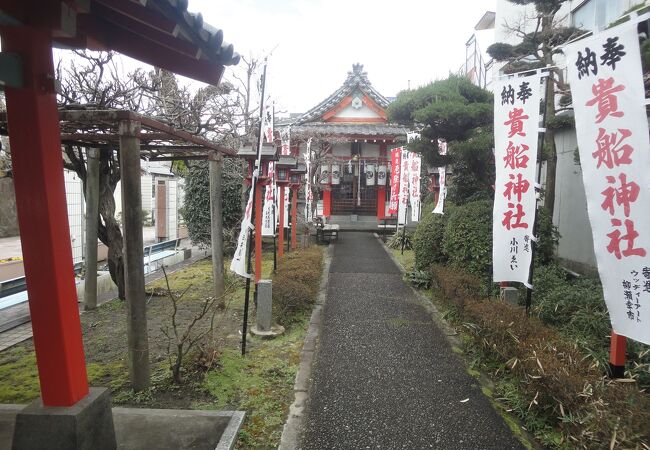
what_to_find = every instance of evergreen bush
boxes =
[412,205,452,270]
[442,199,493,279]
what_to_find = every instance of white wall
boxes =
[361,143,380,158]
[553,128,597,269]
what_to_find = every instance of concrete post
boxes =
[255,280,272,332]
[119,119,150,391]
[84,148,100,311]
[209,152,225,301]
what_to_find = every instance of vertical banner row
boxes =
[398,149,410,225]
[388,147,402,215]
[565,24,650,344]
[492,73,543,284]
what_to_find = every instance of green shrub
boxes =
[387,230,412,250]
[412,205,453,270]
[405,270,431,289]
[535,207,560,265]
[272,247,323,326]
[442,199,492,278]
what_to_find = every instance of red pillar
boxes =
[278,185,285,257]
[254,183,263,282]
[2,26,89,406]
[291,187,298,250]
[323,189,331,218]
[609,331,627,378]
[377,187,386,220]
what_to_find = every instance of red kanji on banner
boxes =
[601,173,640,217]
[503,142,529,170]
[592,128,633,169]
[585,77,625,123]
[503,173,530,203]
[607,218,647,259]
[504,108,529,138]
[502,203,528,230]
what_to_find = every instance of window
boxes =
[572,0,622,32]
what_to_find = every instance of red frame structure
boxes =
[0,0,238,407]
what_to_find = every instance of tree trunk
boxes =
[97,154,126,300]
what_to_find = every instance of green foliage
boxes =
[545,115,575,130]
[442,200,493,279]
[412,205,452,270]
[535,207,560,265]
[445,128,495,204]
[405,270,431,289]
[387,230,413,250]
[181,159,243,249]
[388,76,495,206]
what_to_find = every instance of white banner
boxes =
[433,167,446,215]
[230,187,255,277]
[566,24,650,344]
[331,164,341,185]
[281,127,291,155]
[263,102,274,143]
[366,164,375,186]
[262,162,276,236]
[284,189,290,228]
[377,165,387,186]
[437,138,448,155]
[305,140,313,222]
[398,149,410,225]
[492,72,543,284]
[409,155,421,221]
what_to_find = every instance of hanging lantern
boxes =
[366,164,375,186]
[319,164,330,184]
[377,165,387,186]
[331,164,341,185]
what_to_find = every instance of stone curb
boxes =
[278,244,333,450]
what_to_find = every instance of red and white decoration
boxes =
[398,149,410,225]
[262,162,276,237]
[566,24,650,344]
[492,73,543,285]
[263,102,274,143]
[231,187,255,277]
[409,155,421,221]
[389,147,402,215]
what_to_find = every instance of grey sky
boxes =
[188,0,496,114]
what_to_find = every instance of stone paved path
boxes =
[301,232,524,449]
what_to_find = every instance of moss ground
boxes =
[0,250,318,449]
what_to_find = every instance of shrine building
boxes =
[286,64,409,225]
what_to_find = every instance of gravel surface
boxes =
[301,232,524,450]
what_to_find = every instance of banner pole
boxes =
[242,59,268,356]
[525,72,551,316]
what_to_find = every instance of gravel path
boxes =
[301,232,524,450]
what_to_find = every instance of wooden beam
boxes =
[77,14,225,86]
[91,2,200,59]
[94,0,179,36]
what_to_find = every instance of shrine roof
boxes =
[290,122,408,139]
[0,0,240,85]
[292,63,392,125]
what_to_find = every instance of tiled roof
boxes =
[293,63,391,125]
[291,123,408,138]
